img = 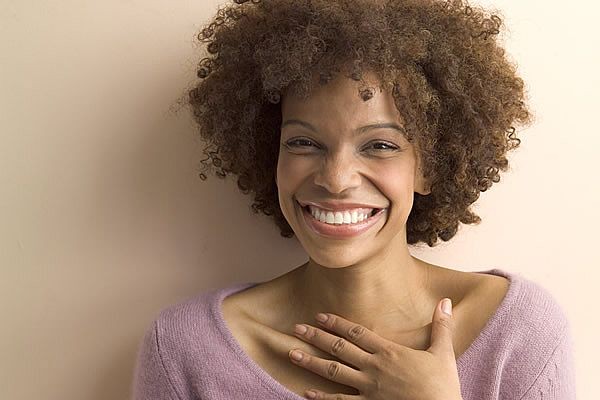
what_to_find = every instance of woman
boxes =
[132,0,576,399]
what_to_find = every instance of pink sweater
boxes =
[131,268,576,399]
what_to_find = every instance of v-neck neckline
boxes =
[210,267,520,400]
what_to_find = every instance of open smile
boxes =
[296,200,387,239]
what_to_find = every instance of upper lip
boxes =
[297,199,386,211]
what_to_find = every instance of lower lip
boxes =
[299,202,387,239]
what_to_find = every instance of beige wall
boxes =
[1,0,598,399]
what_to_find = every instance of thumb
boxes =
[428,298,455,357]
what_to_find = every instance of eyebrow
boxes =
[281,119,407,138]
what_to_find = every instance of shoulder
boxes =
[455,269,575,398]
[132,289,216,400]
[143,283,254,358]
[139,289,217,362]
[491,270,574,396]
[455,268,572,364]
[472,269,571,346]
[466,268,570,339]
[508,272,576,398]
[136,284,255,370]
[132,284,254,399]
[510,272,572,358]
[507,272,571,343]
[154,289,217,333]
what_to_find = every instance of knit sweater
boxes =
[131,268,576,399]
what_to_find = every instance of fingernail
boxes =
[315,313,328,323]
[289,349,303,361]
[305,390,317,399]
[442,298,452,316]
[294,324,308,335]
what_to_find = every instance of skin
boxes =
[276,69,439,337]
[271,69,465,398]
[286,303,463,400]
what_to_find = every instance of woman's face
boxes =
[276,71,429,267]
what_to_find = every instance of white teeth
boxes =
[308,206,372,225]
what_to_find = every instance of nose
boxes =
[313,149,362,194]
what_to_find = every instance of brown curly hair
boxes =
[184,0,533,247]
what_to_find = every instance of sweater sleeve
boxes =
[518,323,577,400]
[131,319,181,400]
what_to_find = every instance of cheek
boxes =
[375,165,415,196]
[276,155,304,216]
[374,165,416,222]
[276,153,312,188]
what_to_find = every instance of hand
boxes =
[287,298,463,400]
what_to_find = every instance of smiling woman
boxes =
[131,1,576,399]
[187,0,530,247]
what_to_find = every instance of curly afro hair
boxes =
[184,0,533,247]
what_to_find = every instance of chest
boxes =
[221,274,508,398]
[225,310,361,398]
[221,300,436,398]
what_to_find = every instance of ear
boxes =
[415,179,431,195]
[414,165,431,195]
[413,148,431,195]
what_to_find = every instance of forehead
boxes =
[281,71,405,129]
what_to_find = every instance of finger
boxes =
[288,348,371,390]
[315,313,392,355]
[293,324,367,369]
[302,388,364,400]
[428,297,455,357]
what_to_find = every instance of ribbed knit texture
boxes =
[131,268,576,400]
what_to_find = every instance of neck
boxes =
[287,249,437,336]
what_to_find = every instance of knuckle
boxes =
[365,376,381,394]
[380,344,395,358]
[306,326,319,340]
[380,343,403,360]
[373,377,383,393]
[357,351,372,368]
[300,353,311,366]
[437,317,452,330]
[327,314,337,329]
[327,360,341,379]
[331,337,346,355]
[347,324,365,341]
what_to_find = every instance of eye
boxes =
[285,138,318,148]
[284,139,399,152]
[365,141,399,151]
